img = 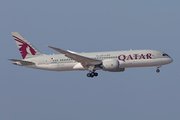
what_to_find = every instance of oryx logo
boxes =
[13,36,36,59]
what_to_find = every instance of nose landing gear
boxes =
[156,69,160,73]
[156,65,161,73]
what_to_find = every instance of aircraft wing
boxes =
[48,46,102,68]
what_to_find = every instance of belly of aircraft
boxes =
[124,59,162,68]
[29,63,86,71]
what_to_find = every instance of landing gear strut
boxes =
[87,66,98,78]
[87,71,98,78]
[156,65,161,73]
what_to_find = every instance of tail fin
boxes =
[12,32,43,59]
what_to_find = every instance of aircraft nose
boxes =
[170,57,173,63]
[167,55,173,64]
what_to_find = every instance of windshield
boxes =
[162,54,169,57]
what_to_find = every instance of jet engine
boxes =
[102,59,125,72]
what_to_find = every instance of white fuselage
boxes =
[10,32,173,77]
[21,50,173,72]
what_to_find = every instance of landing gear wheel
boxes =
[87,71,98,78]
[87,73,94,78]
[156,65,161,73]
[91,72,95,77]
[90,73,94,78]
[156,69,160,73]
[87,73,91,77]
[94,73,98,77]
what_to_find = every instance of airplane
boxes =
[9,32,173,78]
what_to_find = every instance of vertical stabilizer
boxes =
[12,32,43,59]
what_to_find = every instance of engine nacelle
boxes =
[102,59,125,72]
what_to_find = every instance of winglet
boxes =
[47,46,67,54]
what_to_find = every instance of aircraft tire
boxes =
[87,72,98,78]
[87,73,91,77]
[156,69,160,73]
[94,73,98,77]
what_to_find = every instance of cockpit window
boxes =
[162,54,169,57]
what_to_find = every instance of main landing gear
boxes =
[156,65,161,73]
[87,71,98,78]
[87,66,98,78]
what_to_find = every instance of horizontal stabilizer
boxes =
[8,59,34,64]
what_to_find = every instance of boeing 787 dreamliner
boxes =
[9,32,173,77]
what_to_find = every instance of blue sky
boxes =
[1,0,180,120]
